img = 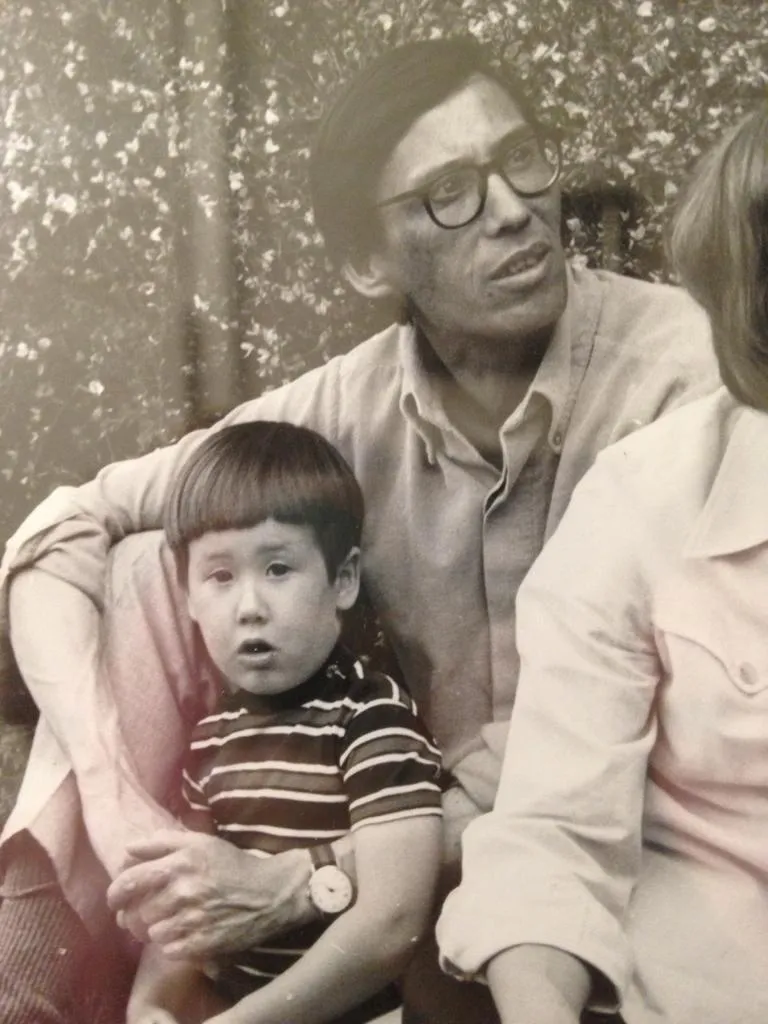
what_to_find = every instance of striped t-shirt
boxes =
[181,644,443,992]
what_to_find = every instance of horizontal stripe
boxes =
[344,751,438,780]
[197,707,249,725]
[350,781,442,810]
[340,726,440,765]
[191,722,346,750]
[218,823,347,839]
[232,965,276,980]
[350,806,443,829]
[305,693,404,716]
[184,653,441,865]
[208,760,340,777]
[208,788,347,805]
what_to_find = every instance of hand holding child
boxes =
[108,829,312,957]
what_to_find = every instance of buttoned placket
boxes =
[482,399,558,722]
[481,277,601,724]
[395,268,601,728]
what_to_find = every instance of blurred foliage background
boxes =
[1,0,767,819]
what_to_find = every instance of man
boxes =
[0,36,717,1024]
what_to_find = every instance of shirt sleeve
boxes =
[0,361,345,722]
[436,443,663,1007]
[339,676,444,830]
[0,358,344,610]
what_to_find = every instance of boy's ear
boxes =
[342,251,399,301]
[334,547,361,612]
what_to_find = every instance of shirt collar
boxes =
[685,401,768,558]
[397,263,577,463]
[221,643,361,713]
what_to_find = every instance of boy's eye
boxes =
[266,562,291,578]
[208,568,233,584]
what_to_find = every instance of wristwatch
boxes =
[308,843,355,917]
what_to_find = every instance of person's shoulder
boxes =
[334,651,417,713]
[224,322,404,445]
[324,322,408,427]
[334,321,405,382]
[576,264,711,355]
[581,264,702,314]
[595,386,738,503]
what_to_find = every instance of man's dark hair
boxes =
[309,36,541,264]
[165,421,364,581]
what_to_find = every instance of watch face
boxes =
[309,864,354,915]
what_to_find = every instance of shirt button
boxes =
[551,430,563,451]
[739,662,760,689]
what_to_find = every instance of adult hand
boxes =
[107,830,313,958]
[130,1012,179,1024]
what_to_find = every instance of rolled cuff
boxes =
[436,873,628,1014]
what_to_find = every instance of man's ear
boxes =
[334,547,361,612]
[342,252,398,300]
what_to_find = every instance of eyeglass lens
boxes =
[427,136,559,228]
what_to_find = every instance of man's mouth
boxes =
[490,241,550,281]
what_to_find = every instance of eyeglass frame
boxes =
[374,131,562,230]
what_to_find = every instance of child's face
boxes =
[186,518,360,698]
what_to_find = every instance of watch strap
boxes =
[309,843,337,871]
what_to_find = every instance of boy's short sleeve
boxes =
[339,675,443,830]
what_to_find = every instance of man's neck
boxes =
[416,327,552,466]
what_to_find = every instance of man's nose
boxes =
[482,171,532,232]
[236,580,269,622]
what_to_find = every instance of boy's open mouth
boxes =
[238,640,275,655]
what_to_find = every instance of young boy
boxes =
[127,420,443,1024]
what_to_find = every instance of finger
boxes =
[116,906,151,942]
[147,901,206,945]
[159,939,189,959]
[159,933,211,960]
[125,828,195,860]
[138,1011,178,1024]
[107,859,174,911]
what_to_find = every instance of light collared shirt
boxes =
[1,264,718,917]
[438,387,768,1024]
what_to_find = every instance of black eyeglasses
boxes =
[376,133,561,229]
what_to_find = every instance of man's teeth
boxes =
[508,252,542,273]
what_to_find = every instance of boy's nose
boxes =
[236,581,269,622]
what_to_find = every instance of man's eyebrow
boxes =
[411,126,537,188]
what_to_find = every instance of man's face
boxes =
[370,75,567,360]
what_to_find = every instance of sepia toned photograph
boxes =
[1,2,767,1022]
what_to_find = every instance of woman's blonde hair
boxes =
[669,105,768,410]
